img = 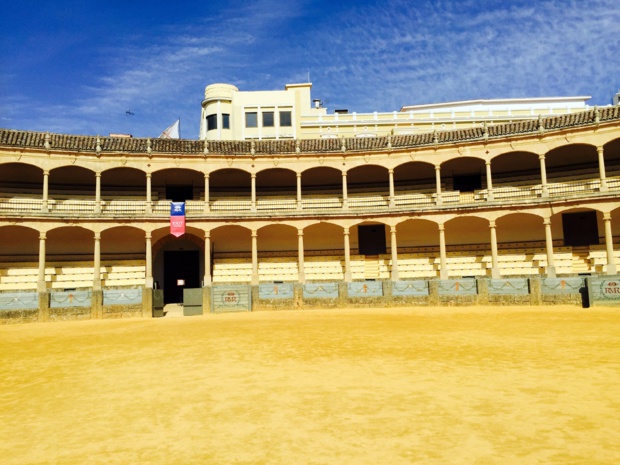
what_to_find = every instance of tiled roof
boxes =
[1,107,619,156]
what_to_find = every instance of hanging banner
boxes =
[170,202,186,237]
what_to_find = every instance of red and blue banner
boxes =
[170,202,186,237]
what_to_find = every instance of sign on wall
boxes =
[587,277,620,306]
[212,285,251,312]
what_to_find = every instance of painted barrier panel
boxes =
[348,281,383,297]
[303,283,339,299]
[487,278,529,295]
[103,287,143,306]
[541,277,586,295]
[183,288,203,316]
[0,292,38,310]
[50,290,92,308]
[587,277,620,306]
[259,283,294,299]
[392,280,429,296]
[212,285,251,312]
[438,279,477,296]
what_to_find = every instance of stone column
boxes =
[388,169,395,208]
[539,154,549,197]
[597,146,608,192]
[42,170,49,212]
[435,165,443,205]
[296,172,302,210]
[37,232,47,292]
[146,173,153,214]
[297,229,305,284]
[489,221,500,278]
[145,232,153,288]
[485,161,494,201]
[343,228,352,282]
[204,230,211,285]
[204,173,210,213]
[251,174,257,212]
[544,218,556,278]
[95,172,102,214]
[251,230,259,284]
[342,171,349,209]
[92,232,103,319]
[603,213,617,275]
[37,232,49,321]
[93,232,101,290]
[439,223,448,279]
[390,225,399,281]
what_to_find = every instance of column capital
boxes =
[296,172,302,178]
[204,172,210,179]
[39,232,46,240]
[43,170,50,176]
[435,165,441,171]
[341,171,347,177]
[297,228,304,236]
[145,231,152,240]
[438,223,445,232]
[146,172,152,179]
[485,160,492,166]
[204,230,211,239]
[538,153,546,161]
[94,232,101,240]
[388,168,394,174]
[603,212,612,221]
[597,146,604,154]
[489,220,496,228]
[95,171,102,178]
[343,228,350,236]
[390,225,397,234]
[251,229,258,237]
[543,217,551,226]
[251,173,257,179]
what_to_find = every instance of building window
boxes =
[280,111,292,127]
[206,114,217,131]
[222,113,230,129]
[245,112,257,128]
[263,111,274,127]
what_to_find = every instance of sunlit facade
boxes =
[1,92,620,320]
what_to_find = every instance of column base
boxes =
[491,267,501,279]
[606,263,617,275]
[545,266,556,278]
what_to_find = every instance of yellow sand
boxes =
[1,306,619,464]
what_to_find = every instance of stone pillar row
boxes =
[32,210,619,293]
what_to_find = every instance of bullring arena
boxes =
[1,91,620,463]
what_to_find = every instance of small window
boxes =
[222,114,230,129]
[206,114,217,131]
[280,111,292,127]
[263,111,274,127]
[245,112,257,128]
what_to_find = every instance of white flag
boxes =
[159,119,180,139]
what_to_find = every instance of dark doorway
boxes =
[453,174,482,192]
[358,225,387,255]
[562,211,599,246]
[166,185,194,202]
[163,250,200,304]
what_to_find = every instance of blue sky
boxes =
[1,0,619,138]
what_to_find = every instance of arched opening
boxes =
[0,163,43,197]
[495,213,547,276]
[152,227,204,303]
[101,226,146,287]
[256,168,297,210]
[257,224,298,282]
[348,165,389,209]
[441,157,486,193]
[152,168,204,202]
[46,226,95,289]
[210,225,251,284]
[350,220,389,280]
[303,222,345,281]
[444,216,490,277]
[491,151,541,187]
[0,225,40,290]
[394,219,439,278]
[546,144,598,183]
[301,167,343,208]
[210,169,252,211]
[604,138,620,175]
[101,167,147,199]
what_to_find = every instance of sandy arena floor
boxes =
[1,306,619,464]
